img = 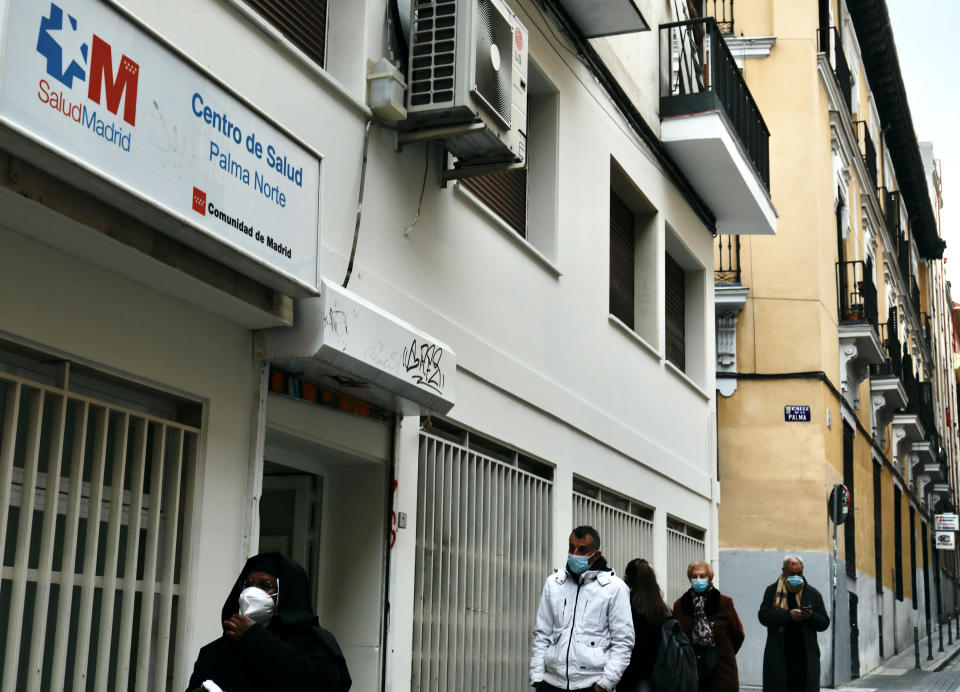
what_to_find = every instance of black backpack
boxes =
[650,616,698,692]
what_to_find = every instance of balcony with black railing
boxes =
[885,189,902,238]
[869,308,908,446]
[836,260,878,329]
[707,0,735,33]
[911,276,921,318]
[818,27,852,112]
[715,235,741,284]
[837,258,884,409]
[852,120,877,189]
[890,355,927,472]
[660,17,776,236]
[870,318,903,380]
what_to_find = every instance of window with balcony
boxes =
[460,60,559,261]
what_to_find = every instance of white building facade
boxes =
[0,0,774,689]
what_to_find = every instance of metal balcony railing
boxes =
[870,310,903,379]
[715,235,741,284]
[660,17,771,190]
[705,0,735,34]
[853,120,877,188]
[837,259,878,329]
[923,313,933,355]
[818,27,852,112]
[886,189,902,239]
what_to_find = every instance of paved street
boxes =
[740,630,960,692]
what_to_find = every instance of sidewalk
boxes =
[738,627,960,691]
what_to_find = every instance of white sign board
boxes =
[936,531,956,550]
[936,513,959,532]
[0,0,320,293]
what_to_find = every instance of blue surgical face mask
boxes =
[567,552,595,575]
[786,575,804,589]
[690,578,709,593]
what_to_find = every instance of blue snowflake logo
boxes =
[36,3,88,88]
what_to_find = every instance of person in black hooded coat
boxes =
[186,552,351,692]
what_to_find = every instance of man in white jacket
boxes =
[530,526,635,691]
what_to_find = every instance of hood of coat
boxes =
[221,552,318,629]
[679,585,720,617]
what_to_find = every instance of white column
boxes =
[386,414,421,692]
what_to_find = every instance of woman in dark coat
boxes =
[186,552,351,692]
[757,555,830,692]
[673,560,745,692]
[617,558,670,692]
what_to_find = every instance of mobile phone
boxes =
[802,605,813,612]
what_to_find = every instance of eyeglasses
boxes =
[243,577,278,592]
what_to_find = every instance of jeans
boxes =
[536,683,596,692]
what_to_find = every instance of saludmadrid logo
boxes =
[34,2,140,151]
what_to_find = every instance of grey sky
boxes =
[885,1,957,290]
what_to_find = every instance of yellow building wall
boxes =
[718,379,837,552]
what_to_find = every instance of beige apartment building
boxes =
[707,0,958,686]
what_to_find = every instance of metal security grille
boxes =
[572,491,653,578]
[666,523,706,605]
[413,431,552,691]
[0,367,199,692]
[241,0,328,67]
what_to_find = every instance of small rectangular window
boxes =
[240,0,328,67]
[665,253,686,371]
[610,191,636,329]
[462,169,528,237]
[460,60,558,259]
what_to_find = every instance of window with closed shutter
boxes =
[665,253,686,370]
[240,0,328,67]
[609,191,635,328]
[461,168,528,237]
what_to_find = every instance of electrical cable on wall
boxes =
[342,118,373,289]
[404,145,430,238]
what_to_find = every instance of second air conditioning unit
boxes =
[406,0,528,166]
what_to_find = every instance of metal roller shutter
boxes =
[241,0,328,67]
[610,191,635,328]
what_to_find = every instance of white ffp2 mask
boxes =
[238,583,277,624]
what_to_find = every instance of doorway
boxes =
[260,392,394,692]
[849,592,860,679]
[259,462,323,611]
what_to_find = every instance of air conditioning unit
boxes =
[407,0,528,166]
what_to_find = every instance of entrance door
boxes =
[261,392,393,692]
[849,592,860,679]
[259,462,322,611]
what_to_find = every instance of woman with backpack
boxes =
[673,560,745,692]
[617,559,670,692]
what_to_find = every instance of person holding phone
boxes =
[758,555,830,692]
